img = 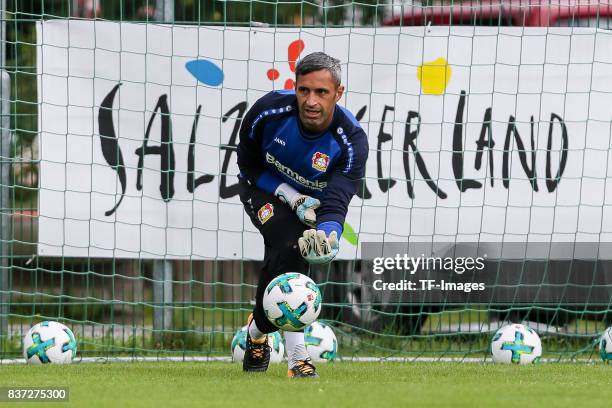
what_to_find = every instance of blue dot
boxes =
[185,60,224,86]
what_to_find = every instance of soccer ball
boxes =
[490,323,542,364]
[230,325,284,363]
[23,321,77,364]
[304,321,338,362]
[599,326,612,363]
[262,273,322,332]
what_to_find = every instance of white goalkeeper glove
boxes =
[298,229,339,264]
[275,183,319,228]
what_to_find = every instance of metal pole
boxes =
[153,259,173,340]
[152,0,174,342]
[0,0,10,340]
[156,0,174,23]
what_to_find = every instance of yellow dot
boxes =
[417,57,452,95]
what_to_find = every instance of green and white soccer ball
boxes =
[262,273,322,332]
[304,321,337,362]
[599,326,612,363]
[491,323,542,364]
[23,321,77,364]
[230,325,284,363]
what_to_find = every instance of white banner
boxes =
[37,20,612,259]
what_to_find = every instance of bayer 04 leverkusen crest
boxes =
[311,152,330,172]
[257,203,274,224]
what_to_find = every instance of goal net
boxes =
[2,0,611,360]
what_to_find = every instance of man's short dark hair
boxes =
[295,52,341,87]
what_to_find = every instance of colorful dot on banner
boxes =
[417,57,452,95]
[266,39,306,87]
[284,79,295,90]
[342,222,358,246]
[287,40,305,72]
[267,69,280,81]
[185,60,224,86]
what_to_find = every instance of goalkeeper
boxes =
[237,52,368,378]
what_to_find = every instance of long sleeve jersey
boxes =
[237,89,369,237]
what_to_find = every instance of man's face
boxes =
[295,69,344,133]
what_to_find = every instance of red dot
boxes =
[288,40,305,72]
[284,79,295,90]
[267,69,280,81]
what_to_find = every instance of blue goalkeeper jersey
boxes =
[237,90,369,237]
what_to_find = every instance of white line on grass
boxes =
[0,356,598,365]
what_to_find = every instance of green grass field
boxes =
[0,362,610,407]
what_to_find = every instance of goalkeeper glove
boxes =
[298,229,339,264]
[275,183,319,228]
